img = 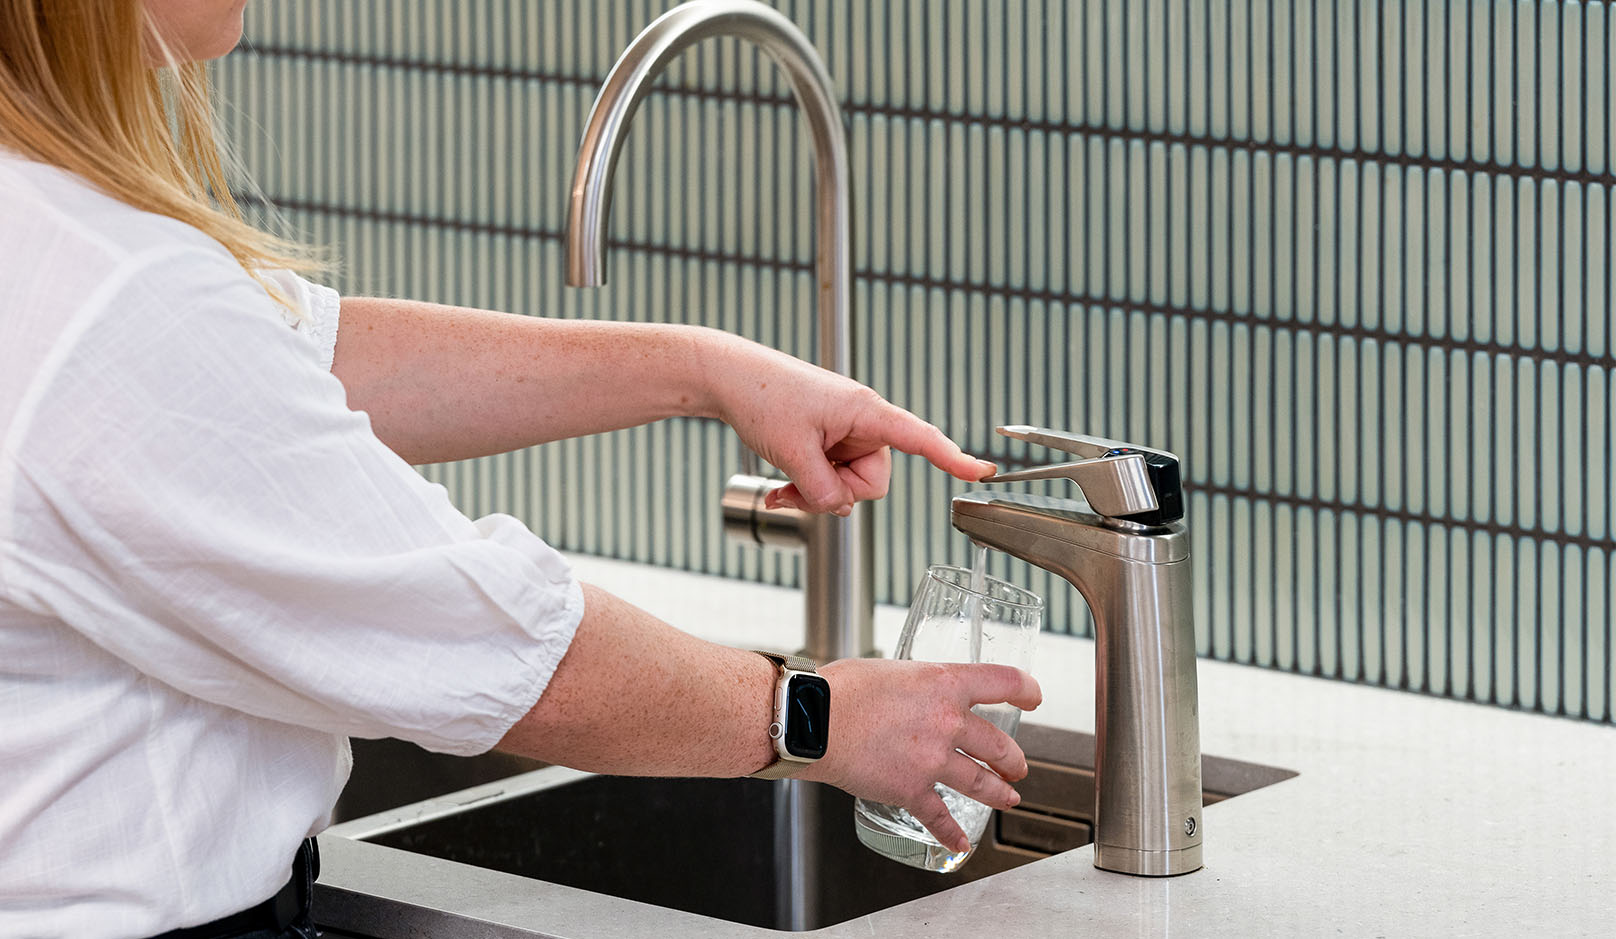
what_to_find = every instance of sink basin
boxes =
[325,727,1295,932]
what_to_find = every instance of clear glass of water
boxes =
[853,561,1042,873]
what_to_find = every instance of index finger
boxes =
[872,407,997,482]
[957,663,1042,711]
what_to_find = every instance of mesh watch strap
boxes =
[748,651,821,780]
[749,755,809,780]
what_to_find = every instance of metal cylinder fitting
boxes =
[721,474,811,550]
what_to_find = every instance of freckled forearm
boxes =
[331,297,730,464]
[496,583,779,778]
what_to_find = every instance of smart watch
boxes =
[748,651,831,779]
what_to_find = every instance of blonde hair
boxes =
[0,0,322,299]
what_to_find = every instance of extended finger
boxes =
[906,787,973,855]
[936,750,1021,812]
[958,663,1043,711]
[955,711,1030,782]
[868,410,997,482]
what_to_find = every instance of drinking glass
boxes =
[852,563,1042,872]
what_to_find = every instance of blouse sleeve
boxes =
[0,247,582,756]
[259,268,342,372]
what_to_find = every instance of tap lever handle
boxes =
[981,425,1185,526]
[994,425,1174,462]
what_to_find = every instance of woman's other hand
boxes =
[797,659,1043,853]
[706,334,996,515]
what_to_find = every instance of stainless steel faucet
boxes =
[953,425,1204,877]
[563,0,873,663]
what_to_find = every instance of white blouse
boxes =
[0,152,584,938]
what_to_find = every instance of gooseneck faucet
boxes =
[954,426,1204,877]
[563,1,873,662]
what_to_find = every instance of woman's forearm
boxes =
[331,297,731,464]
[333,295,996,511]
[498,583,1041,853]
[496,583,779,777]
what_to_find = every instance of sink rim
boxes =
[327,724,1298,848]
[316,724,1298,935]
[326,764,594,842]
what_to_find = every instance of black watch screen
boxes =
[782,672,831,760]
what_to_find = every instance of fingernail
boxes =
[835,503,853,517]
[1008,790,1021,807]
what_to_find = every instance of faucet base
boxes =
[1094,842,1203,877]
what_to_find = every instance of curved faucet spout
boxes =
[563,1,870,664]
[564,0,851,376]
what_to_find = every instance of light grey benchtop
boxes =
[318,555,1616,937]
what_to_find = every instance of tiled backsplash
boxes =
[223,1,1613,722]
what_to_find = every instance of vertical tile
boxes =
[1540,180,1562,353]
[1587,2,1608,175]
[1204,140,1232,308]
[1590,367,1611,544]
[1470,351,1494,524]
[1297,507,1320,675]
[1276,503,1299,670]
[1249,0,1272,143]
[1340,512,1363,682]
[1334,0,1358,153]
[1317,157,1339,326]
[1083,0,1106,127]
[1424,168,1448,341]
[1232,149,1254,316]
[1127,0,1150,131]
[1339,160,1362,329]
[1381,0,1405,156]
[1251,499,1273,666]
[1563,182,1585,356]
[1251,151,1275,320]
[1148,0,1172,133]
[1358,0,1382,155]
[1103,0,1125,128]
[1209,0,1231,138]
[1514,0,1538,169]
[1464,528,1492,702]
[1362,514,1386,686]
[1128,140,1150,303]
[1591,548,1611,720]
[1149,142,1173,308]
[1587,184,1610,360]
[1272,0,1294,145]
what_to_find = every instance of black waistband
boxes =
[151,838,319,939]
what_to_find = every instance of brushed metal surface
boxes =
[955,436,1205,877]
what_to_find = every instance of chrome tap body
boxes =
[953,427,1203,877]
[563,1,872,662]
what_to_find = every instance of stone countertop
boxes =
[318,555,1616,937]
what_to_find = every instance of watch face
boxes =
[782,673,831,760]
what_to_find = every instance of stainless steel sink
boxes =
[324,727,1295,933]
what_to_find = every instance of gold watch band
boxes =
[755,650,817,673]
[749,755,809,780]
[748,651,821,780]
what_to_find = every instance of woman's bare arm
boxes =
[498,584,1043,853]
[330,297,995,511]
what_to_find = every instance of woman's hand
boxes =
[797,658,1043,853]
[704,333,996,515]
